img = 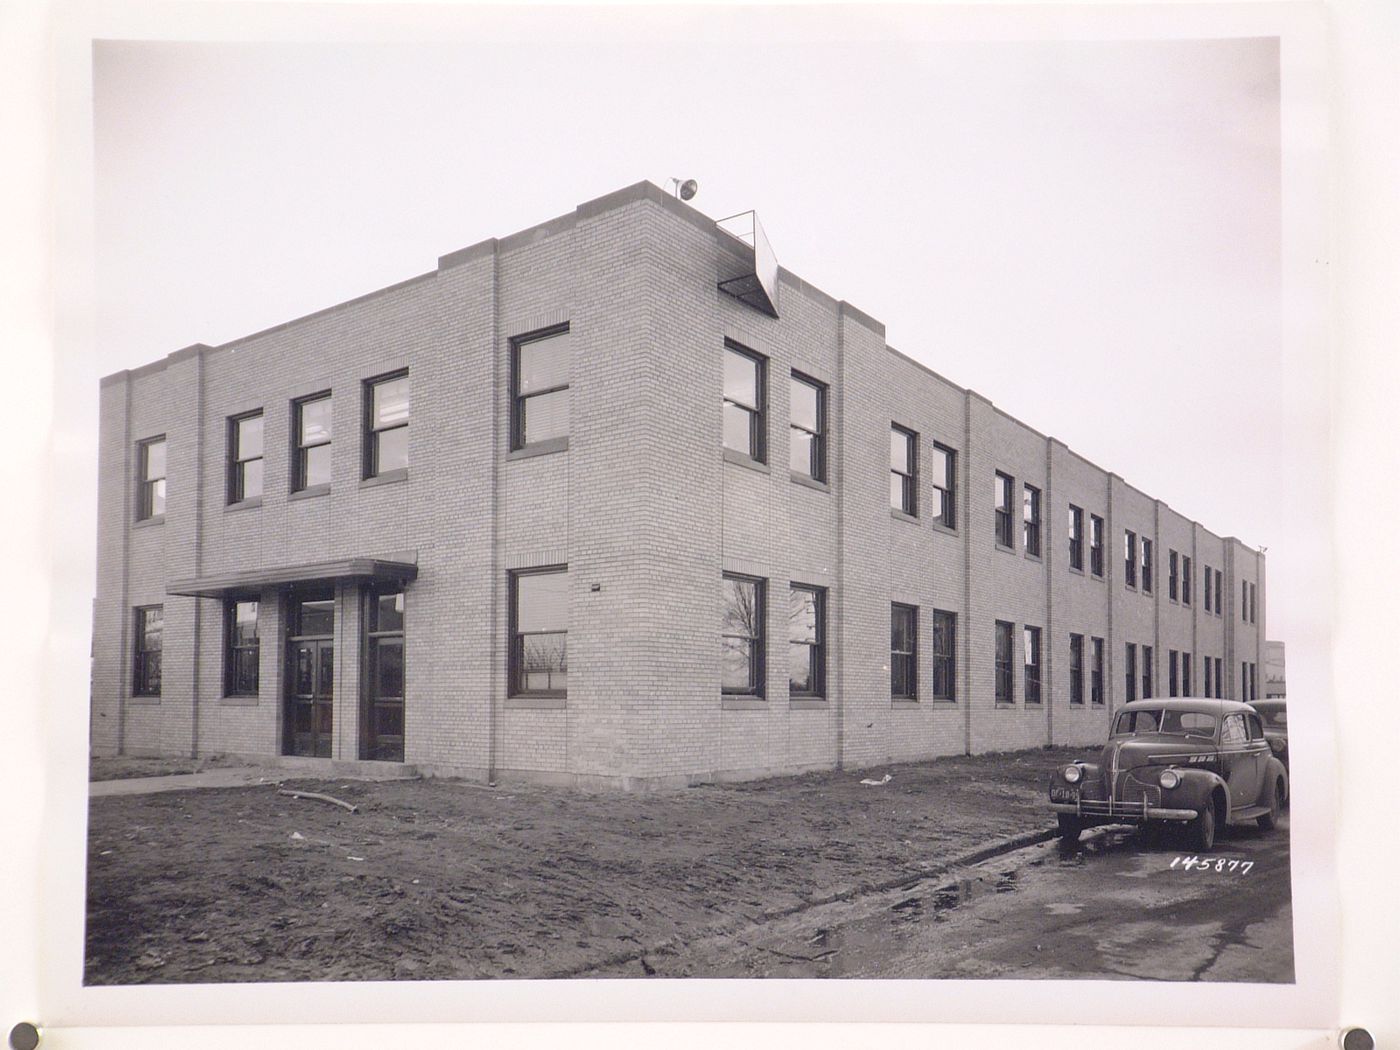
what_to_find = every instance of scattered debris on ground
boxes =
[89,754,249,782]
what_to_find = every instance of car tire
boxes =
[1057,813,1083,844]
[1257,778,1284,831]
[1187,802,1216,851]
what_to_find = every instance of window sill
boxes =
[789,472,829,493]
[1068,565,1084,576]
[290,484,331,502]
[789,697,828,710]
[723,448,770,474]
[129,696,161,706]
[219,696,259,707]
[361,469,408,490]
[892,698,920,709]
[721,696,766,711]
[994,542,1017,555]
[1024,551,1042,563]
[133,515,165,530]
[931,520,958,537]
[994,702,1016,710]
[508,436,569,461]
[505,696,567,711]
[890,508,919,525]
[929,697,958,706]
[225,496,263,514]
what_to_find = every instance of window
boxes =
[995,620,1014,703]
[1215,569,1223,614]
[224,599,259,697]
[723,342,766,462]
[891,603,918,699]
[890,426,918,516]
[1169,650,1179,697]
[789,373,826,482]
[227,412,263,503]
[1204,656,1213,697]
[1203,563,1212,611]
[366,586,406,760]
[1215,656,1224,698]
[1142,645,1154,699]
[994,472,1015,547]
[1250,583,1257,623]
[1124,530,1138,587]
[510,568,568,697]
[1242,581,1248,620]
[1124,643,1137,702]
[789,585,825,698]
[132,605,163,697]
[1068,506,1084,570]
[1090,514,1105,577]
[1222,712,1247,746]
[930,609,956,701]
[1250,661,1258,701]
[1182,556,1192,606]
[364,371,410,478]
[1169,550,1179,601]
[1183,653,1193,696]
[1141,538,1153,594]
[293,394,333,491]
[512,326,571,449]
[1090,637,1105,705]
[1023,626,1042,705]
[722,574,764,696]
[136,437,166,521]
[1069,633,1084,705]
[931,443,957,528]
[1023,484,1041,557]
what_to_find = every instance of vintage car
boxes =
[1249,698,1289,771]
[1049,698,1289,850]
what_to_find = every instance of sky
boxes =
[87,13,1316,671]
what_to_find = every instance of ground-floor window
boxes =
[1182,653,1193,696]
[365,586,405,761]
[224,598,259,697]
[1090,637,1104,705]
[1142,645,1154,699]
[930,610,956,701]
[1169,649,1179,697]
[132,605,163,697]
[1069,633,1084,705]
[722,574,765,697]
[511,568,569,697]
[788,584,825,698]
[891,603,918,699]
[995,620,1014,703]
[1125,643,1137,702]
[1023,625,1042,705]
[1204,656,1213,697]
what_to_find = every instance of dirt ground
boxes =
[89,753,247,781]
[85,746,1077,984]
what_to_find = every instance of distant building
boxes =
[1264,640,1286,699]
[89,181,1269,788]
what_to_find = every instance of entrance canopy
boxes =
[167,557,418,598]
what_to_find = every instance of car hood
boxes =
[1100,736,1209,772]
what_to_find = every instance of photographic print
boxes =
[69,2,1328,1013]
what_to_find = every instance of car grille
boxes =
[1077,775,1161,818]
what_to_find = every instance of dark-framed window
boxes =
[293,393,333,492]
[1069,633,1084,705]
[890,425,918,515]
[1169,550,1180,601]
[1242,580,1248,621]
[1023,626,1042,705]
[1203,563,1213,612]
[227,411,264,504]
[931,442,956,528]
[1091,636,1105,705]
[995,620,1014,703]
[723,341,766,462]
[1214,656,1224,698]
[363,370,410,478]
[788,584,825,698]
[1141,538,1154,594]
[366,585,406,759]
[891,603,918,699]
[1250,661,1258,700]
[1182,556,1193,606]
[722,573,765,696]
[1068,505,1084,570]
[510,567,568,697]
[1241,661,1248,700]
[1204,655,1213,697]
[1142,645,1154,699]
[1090,514,1105,577]
[136,436,166,521]
[1183,652,1193,696]
[930,609,956,701]
[1124,530,1138,587]
[1125,643,1137,702]
[994,472,1015,548]
[224,598,259,697]
[1023,484,1041,557]
[132,605,163,697]
[1169,649,1179,696]
[1250,582,1257,623]
[1215,569,1223,615]
[789,373,826,482]
[511,325,571,450]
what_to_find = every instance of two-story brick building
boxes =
[90,180,1267,789]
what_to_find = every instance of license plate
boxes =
[1050,786,1078,803]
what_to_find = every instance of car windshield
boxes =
[1113,709,1217,737]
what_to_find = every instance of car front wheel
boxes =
[1057,813,1083,844]
[1187,802,1216,851]
[1257,778,1284,831]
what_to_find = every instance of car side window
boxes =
[1221,713,1247,745]
[1247,713,1265,740]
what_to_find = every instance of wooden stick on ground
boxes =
[278,788,359,814]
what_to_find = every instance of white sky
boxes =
[90,18,1308,662]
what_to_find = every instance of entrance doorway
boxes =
[285,590,334,757]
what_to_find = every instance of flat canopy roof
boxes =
[167,558,418,598]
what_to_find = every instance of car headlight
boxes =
[1063,765,1082,784]
[1159,769,1181,790]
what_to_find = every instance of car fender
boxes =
[1259,756,1289,804]
[1160,766,1225,815]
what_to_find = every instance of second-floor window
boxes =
[994,472,1015,548]
[1169,550,1180,600]
[137,436,166,521]
[365,371,410,478]
[1183,556,1193,606]
[931,443,956,528]
[1204,563,1213,611]
[891,603,918,699]
[512,325,571,449]
[1090,514,1105,577]
[227,412,263,504]
[789,373,826,482]
[1215,569,1223,615]
[723,342,766,462]
[293,393,332,492]
[1124,530,1138,588]
[1068,505,1084,570]
[1141,538,1154,594]
[1023,484,1041,557]
[890,425,918,515]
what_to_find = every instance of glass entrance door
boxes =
[285,592,334,757]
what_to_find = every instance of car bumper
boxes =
[1051,802,1199,821]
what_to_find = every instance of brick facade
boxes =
[90,181,1267,788]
